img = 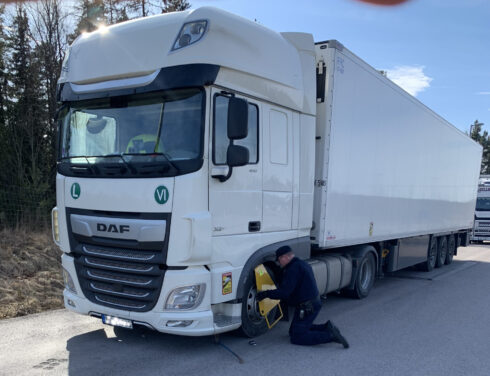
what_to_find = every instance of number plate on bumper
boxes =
[101,314,133,329]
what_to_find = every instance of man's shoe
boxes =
[327,321,349,349]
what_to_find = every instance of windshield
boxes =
[476,197,490,211]
[58,88,205,178]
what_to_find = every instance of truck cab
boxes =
[53,7,316,336]
[472,178,490,243]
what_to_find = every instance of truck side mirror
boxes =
[227,97,248,140]
[227,145,249,167]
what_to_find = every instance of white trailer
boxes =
[52,7,481,338]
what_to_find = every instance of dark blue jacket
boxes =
[265,257,319,306]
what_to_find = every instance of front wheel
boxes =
[238,267,276,338]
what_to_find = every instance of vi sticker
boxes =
[154,185,169,204]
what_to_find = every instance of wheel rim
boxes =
[359,257,373,290]
[246,287,263,323]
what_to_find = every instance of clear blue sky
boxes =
[192,0,490,134]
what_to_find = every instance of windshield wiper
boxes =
[60,156,99,175]
[103,153,137,174]
[122,152,179,173]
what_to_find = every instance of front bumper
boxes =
[62,253,240,336]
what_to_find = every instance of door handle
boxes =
[249,221,261,232]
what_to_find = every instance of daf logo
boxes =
[96,223,130,234]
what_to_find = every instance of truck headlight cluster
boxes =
[165,284,205,310]
[51,208,60,245]
[171,20,208,51]
[62,268,77,294]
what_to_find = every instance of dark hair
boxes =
[276,245,292,260]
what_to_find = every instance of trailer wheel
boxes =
[420,237,437,272]
[436,237,447,268]
[446,235,456,265]
[351,252,375,299]
[238,266,276,338]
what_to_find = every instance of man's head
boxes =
[276,246,294,268]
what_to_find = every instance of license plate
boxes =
[101,314,133,329]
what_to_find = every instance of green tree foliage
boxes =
[30,0,68,188]
[469,120,489,174]
[69,0,106,42]
[0,0,191,228]
[162,0,190,13]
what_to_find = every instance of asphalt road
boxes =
[1,245,489,376]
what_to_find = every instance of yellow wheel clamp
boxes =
[254,264,283,329]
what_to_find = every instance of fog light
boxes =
[67,299,76,307]
[165,284,205,310]
[62,268,77,294]
[166,320,193,328]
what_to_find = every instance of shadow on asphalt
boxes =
[65,325,253,375]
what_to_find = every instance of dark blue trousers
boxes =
[289,298,334,346]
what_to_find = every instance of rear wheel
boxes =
[436,237,447,268]
[350,252,376,299]
[238,266,276,338]
[446,235,456,265]
[419,237,437,272]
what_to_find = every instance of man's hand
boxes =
[256,291,269,301]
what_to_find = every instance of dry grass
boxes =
[0,228,64,319]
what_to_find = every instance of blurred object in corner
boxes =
[355,0,411,5]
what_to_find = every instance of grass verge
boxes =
[0,228,64,319]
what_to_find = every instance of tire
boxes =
[446,235,456,265]
[350,252,376,299]
[238,266,276,338]
[420,237,437,272]
[436,237,447,268]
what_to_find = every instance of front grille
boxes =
[74,246,165,312]
[475,229,490,234]
[67,208,170,313]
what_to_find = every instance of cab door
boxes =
[209,89,262,236]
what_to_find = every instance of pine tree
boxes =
[0,5,8,188]
[162,0,190,13]
[6,5,46,186]
[30,0,68,189]
[470,120,489,174]
[69,0,106,42]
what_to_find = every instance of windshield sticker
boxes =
[71,183,81,199]
[154,185,169,204]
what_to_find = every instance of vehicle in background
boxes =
[471,176,490,243]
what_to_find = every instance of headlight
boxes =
[165,284,205,310]
[51,208,60,245]
[62,268,77,294]
[171,20,208,51]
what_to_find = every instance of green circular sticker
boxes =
[71,183,81,200]
[154,185,169,204]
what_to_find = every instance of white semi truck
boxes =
[471,176,490,243]
[52,7,482,337]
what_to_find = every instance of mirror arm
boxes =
[217,167,233,183]
[212,166,233,183]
